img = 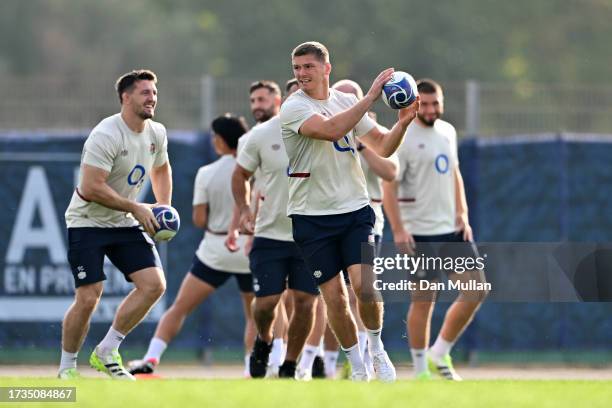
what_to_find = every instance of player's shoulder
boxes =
[249,116,280,140]
[330,88,358,106]
[280,90,311,115]
[434,119,457,137]
[147,119,168,141]
[88,114,122,143]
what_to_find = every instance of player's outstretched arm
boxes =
[298,68,395,142]
[79,164,159,235]
[359,96,420,157]
[150,161,172,206]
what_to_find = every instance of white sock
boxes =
[411,348,428,375]
[144,337,167,363]
[298,344,318,371]
[244,353,250,377]
[317,344,324,357]
[59,350,78,372]
[429,336,454,361]
[97,326,125,356]
[366,327,384,353]
[269,338,284,368]
[358,331,368,357]
[324,350,339,378]
[341,343,365,374]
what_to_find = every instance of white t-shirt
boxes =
[359,151,399,237]
[65,113,168,228]
[193,155,250,273]
[396,119,458,235]
[280,89,375,216]
[237,116,293,242]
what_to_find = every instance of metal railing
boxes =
[1,76,610,136]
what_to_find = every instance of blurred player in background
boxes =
[128,115,256,377]
[59,69,172,380]
[383,79,488,380]
[233,79,319,380]
[227,80,291,375]
[280,41,419,381]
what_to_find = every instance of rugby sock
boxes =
[317,344,324,357]
[324,350,339,378]
[429,336,454,362]
[59,350,78,372]
[244,354,250,377]
[341,343,365,374]
[269,338,284,368]
[281,342,287,363]
[411,348,428,375]
[298,344,318,372]
[97,326,125,356]
[144,337,167,362]
[358,331,368,357]
[366,327,384,353]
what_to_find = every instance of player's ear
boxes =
[324,62,332,76]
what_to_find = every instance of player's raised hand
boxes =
[132,203,160,236]
[365,68,395,102]
[398,95,420,126]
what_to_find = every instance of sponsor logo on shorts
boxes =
[313,270,322,279]
[253,278,260,293]
[77,265,86,279]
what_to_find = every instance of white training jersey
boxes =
[359,151,399,236]
[237,116,293,242]
[65,113,168,228]
[280,89,375,216]
[396,119,458,235]
[193,155,250,273]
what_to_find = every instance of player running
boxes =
[383,79,488,380]
[232,79,319,380]
[59,70,172,380]
[280,41,419,381]
[128,115,256,377]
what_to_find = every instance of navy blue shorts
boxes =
[190,256,253,293]
[291,205,376,285]
[343,234,382,286]
[67,227,162,288]
[249,237,318,297]
[412,231,480,281]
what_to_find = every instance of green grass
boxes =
[0,378,610,408]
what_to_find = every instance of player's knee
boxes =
[75,284,103,311]
[142,279,166,301]
[292,293,316,315]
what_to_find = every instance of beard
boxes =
[252,107,275,123]
[417,112,439,127]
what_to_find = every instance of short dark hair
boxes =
[115,69,157,104]
[292,41,329,63]
[285,78,299,93]
[249,80,281,97]
[416,78,443,96]
[211,114,249,150]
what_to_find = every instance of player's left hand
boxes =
[225,230,240,252]
[456,214,473,242]
[398,95,420,127]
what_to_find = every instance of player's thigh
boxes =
[340,206,376,281]
[105,228,162,284]
[170,272,216,315]
[66,228,108,288]
[287,253,319,297]
[249,238,291,298]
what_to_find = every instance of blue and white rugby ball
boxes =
[152,205,180,241]
[381,71,418,109]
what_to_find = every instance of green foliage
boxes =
[0,0,611,82]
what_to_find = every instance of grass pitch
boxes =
[0,378,610,408]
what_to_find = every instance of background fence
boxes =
[1,76,611,136]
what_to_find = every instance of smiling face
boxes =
[249,87,278,123]
[417,91,444,127]
[292,54,331,97]
[124,80,158,120]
